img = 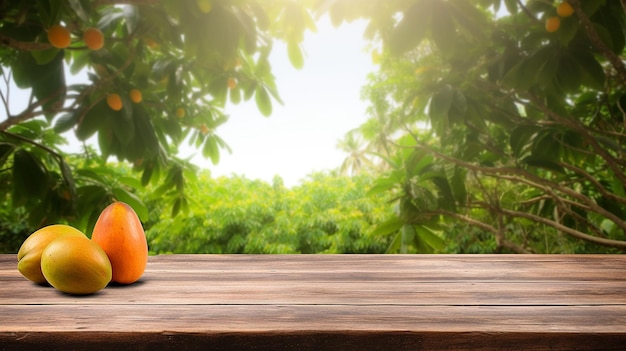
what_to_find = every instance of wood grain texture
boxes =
[1,254,626,350]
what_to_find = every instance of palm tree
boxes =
[336,130,373,176]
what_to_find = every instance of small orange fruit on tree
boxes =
[545,16,561,33]
[129,89,142,103]
[47,24,71,49]
[227,77,237,89]
[176,107,185,118]
[557,2,574,18]
[83,27,104,50]
[145,38,158,49]
[106,93,123,111]
[200,123,210,135]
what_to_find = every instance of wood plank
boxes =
[2,305,626,350]
[3,278,626,306]
[2,304,626,333]
[4,254,626,281]
[2,254,626,306]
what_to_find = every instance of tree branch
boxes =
[412,140,626,242]
[559,162,626,206]
[0,87,66,131]
[569,0,626,87]
[433,209,533,253]
[0,32,53,51]
[498,207,626,250]
[525,92,626,182]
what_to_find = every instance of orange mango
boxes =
[91,202,148,284]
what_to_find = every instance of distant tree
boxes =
[336,130,372,176]
[146,171,393,254]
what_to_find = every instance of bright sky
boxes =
[184,16,377,187]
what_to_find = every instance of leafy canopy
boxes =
[337,0,626,253]
[0,0,316,230]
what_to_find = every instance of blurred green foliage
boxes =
[146,172,393,254]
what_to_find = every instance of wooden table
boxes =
[1,254,626,350]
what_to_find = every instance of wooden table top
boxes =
[1,254,626,350]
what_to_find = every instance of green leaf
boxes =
[123,4,140,34]
[202,135,220,165]
[504,0,518,14]
[510,125,539,158]
[609,169,626,198]
[31,48,60,65]
[255,85,272,117]
[171,196,182,217]
[405,150,434,177]
[385,229,402,254]
[229,85,242,105]
[12,149,49,205]
[415,225,445,251]
[328,0,345,27]
[0,143,15,167]
[575,51,605,91]
[592,23,614,53]
[537,49,561,89]
[428,85,453,121]
[522,156,564,173]
[76,169,107,184]
[112,95,135,146]
[132,106,160,158]
[370,216,404,237]
[555,55,584,92]
[141,163,155,186]
[68,0,90,22]
[400,224,415,253]
[37,0,65,26]
[450,167,467,205]
[388,1,433,55]
[366,170,404,196]
[12,50,66,119]
[53,113,78,133]
[432,175,456,211]
[287,41,304,69]
[556,16,578,46]
[119,176,143,189]
[503,47,553,91]
[76,99,108,140]
[431,2,457,56]
[98,128,113,161]
[448,0,488,40]
[59,158,76,197]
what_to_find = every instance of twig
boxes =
[0,32,53,51]
[0,72,10,118]
[559,162,626,206]
[433,209,532,253]
[0,87,66,131]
